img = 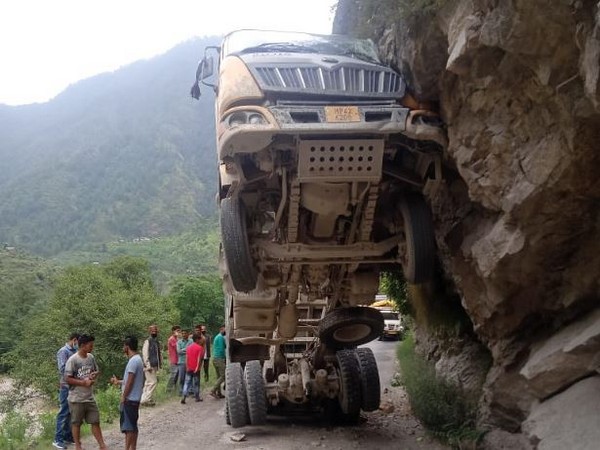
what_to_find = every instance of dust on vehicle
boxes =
[191,29,445,427]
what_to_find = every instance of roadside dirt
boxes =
[84,341,447,449]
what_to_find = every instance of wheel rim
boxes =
[319,307,384,348]
[333,323,372,343]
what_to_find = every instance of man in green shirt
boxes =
[209,326,226,399]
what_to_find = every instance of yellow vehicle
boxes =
[191,29,444,427]
[371,298,403,340]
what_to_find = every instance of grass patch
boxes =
[37,411,56,442]
[397,333,483,447]
[95,385,121,425]
[0,411,28,448]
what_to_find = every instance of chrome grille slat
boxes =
[252,64,404,96]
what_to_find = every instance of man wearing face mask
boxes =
[141,325,162,406]
[53,332,79,450]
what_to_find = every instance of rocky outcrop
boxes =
[522,376,600,450]
[335,0,600,444]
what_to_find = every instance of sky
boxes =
[0,0,337,106]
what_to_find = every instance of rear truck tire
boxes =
[244,360,267,425]
[319,307,384,349]
[355,348,380,412]
[336,349,362,422]
[220,197,258,292]
[225,362,248,428]
[399,193,435,284]
[225,398,231,425]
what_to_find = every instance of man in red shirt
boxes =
[166,326,181,393]
[180,334,205,404]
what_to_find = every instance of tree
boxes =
[5,256,177,396]
[380,271,412,316]
[169,275,224,334]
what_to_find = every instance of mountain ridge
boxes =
[0,36,221,256]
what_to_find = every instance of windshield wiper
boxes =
[337,50,380,65]
[239,42,314,54]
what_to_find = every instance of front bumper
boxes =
[217,104,446,159]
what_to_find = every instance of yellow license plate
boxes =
[324,106,361,123]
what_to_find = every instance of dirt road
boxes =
[86,340,446,449]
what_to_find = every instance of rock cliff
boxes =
[335,1,600,447]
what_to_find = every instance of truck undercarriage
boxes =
[191,29,446,427]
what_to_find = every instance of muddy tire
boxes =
[225,362,248,428]
[221,197,258,292]
[319,307,384,349]
[244,360,267,425]
[336,349,362,420]
[399,193,435,284]
[225,398,231,425]
[355,348,380,411]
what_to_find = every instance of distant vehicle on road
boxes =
[370,297,404,340]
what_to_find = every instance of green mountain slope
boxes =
[0,37,220,256]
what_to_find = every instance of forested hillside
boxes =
[0,37,220,256]
[0,247,57,369]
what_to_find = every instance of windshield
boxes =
[223,29,381,65]
[382,312,399,321]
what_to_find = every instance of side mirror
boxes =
[190,46,220,100]
[201,57,214,80]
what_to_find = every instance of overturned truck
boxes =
[191,29,445,427]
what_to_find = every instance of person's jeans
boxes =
[177,363,186,394]
[166,363,179,392]
[203,358,210,381]
[182,371,200,399]
[54,385,74,444]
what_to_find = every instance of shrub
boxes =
[4,256,178,397]
[397,333,482,446]
[95,385,121,424]
[0,411,28,447]
[38,411,57,442]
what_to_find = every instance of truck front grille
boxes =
[253,65,404,97]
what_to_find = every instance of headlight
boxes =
[248,113,266,125]
[224,111,267,128]
[228,112,247,127]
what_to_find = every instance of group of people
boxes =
[164,323,227,404]
[53,323,227,450]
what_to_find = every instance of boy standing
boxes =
[53,332,79,449]
[166,325,181,393]
[180,334,205,404]
[111,336,144,450]
[64,334,107,450]
[209,326,226,399]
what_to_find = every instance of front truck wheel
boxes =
[220,197,258,292]
[225,362,248,428]
[355,348,380,411]
[400,193,435,284]
[336,349,361,423]
[244,360,267,425]
[319,307,384,349]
